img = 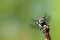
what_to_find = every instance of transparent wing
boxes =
[29,19,39,30]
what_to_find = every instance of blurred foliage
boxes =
[0,0,60,40]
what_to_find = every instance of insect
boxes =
[29,14,51,40]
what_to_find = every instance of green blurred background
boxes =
[0,0,60,40]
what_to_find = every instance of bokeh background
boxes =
[0,0,60,40]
